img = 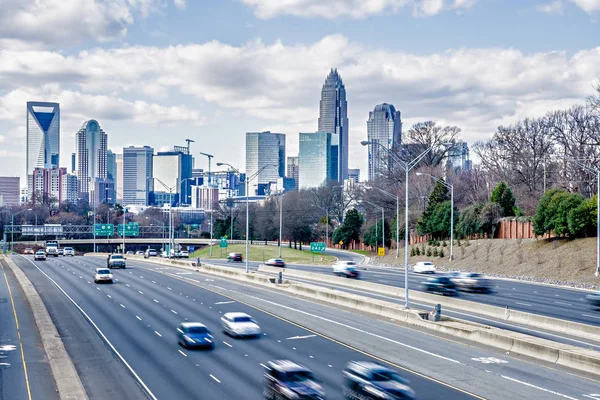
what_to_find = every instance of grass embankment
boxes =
[190,244,336,265]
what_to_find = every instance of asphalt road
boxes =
[0,258,57,400]
[12,254,600,400]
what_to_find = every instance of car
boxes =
[46,241,59,257]
[24,248,34,255]
[265,258,285,268]
[107,254,126,269]
[227,252,243,262]
[135,250,144,256]
[451,272,492,292]
[342,361,416,400]
[94,268,113,284]
[176,322,214,349]
[586,292,600,310]
[58,248,64,256]
[63,247,75,256]
[126,250,134,255]
[179,250,189,258]
[413,261,437,274]
[332,261,360,278]
[421,276,457,296]
[34,250,47,261]
[263,360,325,400]
[221,312,261,338]
[144,249,158,258]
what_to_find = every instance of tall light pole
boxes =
[153,178,177,257]
[365,201,384,254]
[217,162,277,273]
[279,190,284,258]
[10,208,31,252]
[416,172,454,261]
[361,140,448,308]
[368,187,400,258]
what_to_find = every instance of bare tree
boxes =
[397,121,461,167]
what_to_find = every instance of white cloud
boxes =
[173,0,186,9]
[0,0,184,45]
[570,0,600,12]
[240,0,478,19]
[537,0,564,14]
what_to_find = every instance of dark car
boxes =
[421,276,457,296]
[227,252,243,262]
[263,360,325,400]
[586,292,600,310]
[177,322,214,349]
[265,258,285,268]
[343,361,416,400]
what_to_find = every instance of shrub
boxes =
[442,241,447,247]
[433,248,439,257]
[410,247,416,257]
[415,247,421,256]
[439,249,445,258]
[426,247,432,257]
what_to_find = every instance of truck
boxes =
[45,241,59,257]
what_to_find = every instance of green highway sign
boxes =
[219,237,228,248]
[310,242,326,253]
[94,224,114,237]
[118,222,139,237]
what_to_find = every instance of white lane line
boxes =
[582,313,600,320]
[554,301,572,306]
[328,364,333,368]
[136,316,142,321]
[171,310,178,314]
[107,294,112,299]
[96,287,101,290]
[515,301,531,307]
[223,341,232,348]
[501,375,579,400]
[126,284,130,287]
[260,363,271,370]
[209,374,221,383]
[215,301,235,305]
[153,299,159,303]
[140,276,144,279]
[87,281,91,284]
[138,291,144,295]
[120,304,126,308]
[178,350,187,357]
[287,334,316,340]
[154,331,162,337]
[79,276,82,279]
[245,294,461,364]
[152,280,156,284]
[167,287,172,290]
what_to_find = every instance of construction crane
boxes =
[199,152,214,186]
[185,139,195,154]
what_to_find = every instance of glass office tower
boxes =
[245,131,286,195]
[26,101,60,177]
[298,132,332,189]
[366,103,402,181]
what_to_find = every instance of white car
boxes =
[94,268,113,284]
[179,250,189,258]
[413,261,437,274]
[332,261,360,278]
[63,247,75,256]
[221,312,261,338]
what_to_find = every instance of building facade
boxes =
[318,69,348,183]
[298,132,332,189]
[107,150,117,187]
[31,167,67,203]
[245,131,286,195]
[447,141,472,172]
[123,146,154,206]
[366,103,402,181]
[286,156,299,190]
[26,101,60,177]
[116,153,123,204]
[61,174,79,204]
[0,177,20,206]
[152,148,193,206]
[348,168,360,183]
[191,186,219,210]
[75,120,108,203]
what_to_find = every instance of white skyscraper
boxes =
[75,120,108,204]
[123,146,154,206]
[245,131,286,195]
[366,103,402,181]
[26,102,60,195]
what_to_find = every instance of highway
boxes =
[10,254,600,400]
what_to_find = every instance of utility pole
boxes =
[199,152,214,186]
[185,139,195,154]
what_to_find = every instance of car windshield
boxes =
[98,270,111,275]
[423,262,433,266]
[186,326,208,334]
[65,248,73,250]
[372,370,406,383]
[111,255,124,259]
[233,316,254,323]
[285,371,314,382]
[468,273,481,278]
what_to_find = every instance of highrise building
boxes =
[348,168,360,184]
[31,167,67,203]
[61,174,79,204]
[366,103,402,181]
[447,141,472,172]
[107,150,117,185]
[75,120,108,204]
[26,102,60,191]
[152,147,193,206]
[93,178,116,205]
[191,186,219,210]
[298,132,332,189]
[123,146,154,206]
[115,153,123,204]
[71,153,76,173]
[286,156,299,190]
[0,177,20,206]
[318,69,348,182]
[245,131,286,195]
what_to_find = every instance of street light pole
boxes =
[279,192,283,258]
[122,207,126,255]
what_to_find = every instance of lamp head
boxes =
[415,172,423,176]
[360,141,372,146]
[216,162,224,166]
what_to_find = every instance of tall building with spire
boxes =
[367,103,402,181]
[75,120,108,203]
[318,69,349,183]
[26,102,60,196]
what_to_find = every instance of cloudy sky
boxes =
[1,0,599,182]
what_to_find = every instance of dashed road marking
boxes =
[178,350,187,357]
[171,310,178,314]
[136,316,142,321]
[210,374,220,383]
[120,304,126,308]
[515,302,531,307]
[223,341,232,348]
[153,299,159,303]
[154,331,162,337]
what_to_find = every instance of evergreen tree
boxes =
[490,181,516,217]
[417,179,449,235]
[332,208,363,248]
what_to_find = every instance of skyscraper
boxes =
[0,177,20,206]
[366,103,402,181]
[318,69,348,182]
[115,153,123,204]
[152,148,193,206]
[107,150,117,184]
[123,146,154,206]
[75,120,108,203]
[245,131,286,195]
[26,101,60,183]
[286,156,299,190]
[447,141,472,172]
[298,132,332,190]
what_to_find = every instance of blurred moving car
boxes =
[107,254,126,269]
[586,292,600,310]
[265,258,285,268]
[413,261,437,274]
[144,249,158,258]
[126,250,134,255]
[24,248,34,255]
[34,250,47,261]
[58,248,64,256]
[221,312,261,337]
[263,360,325,400]
[94,268,113,284]
[421,276,457,296]
[135,250,144,256]
[63,247,75,256]
[451,272,492,292]
[332,261,360,278]
[227,252,243,262]
[343,361,416,400]
[177,322,214,349]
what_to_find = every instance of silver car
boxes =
[452,272,492,293]
[221,312,261,338]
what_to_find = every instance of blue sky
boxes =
[0,0,599,183]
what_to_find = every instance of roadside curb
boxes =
[0,255,89,400]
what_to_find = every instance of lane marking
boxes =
[138,291,144,295]
[154,331,162,337]
[582,314,600,320]
[171,310,178,314]
[223,341,233,348]
[555,301,572,306]
[515,302,531,307]
[153,299,159,303]
[120,304,126,309]
[178,350,187,357]
[501,375,579,400]
[136,316,142,321]
[126,284,130,287]
[107,294,112,299]
[210,374,221,383]
[167,287,172,290]
[287,335,317,340]
[215,301,235,305]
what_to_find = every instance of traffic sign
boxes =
[118,222,139,237]
[219,237,228,248]
[378,247,385,257]
[94,224,114,237]
[310,242,326,252]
